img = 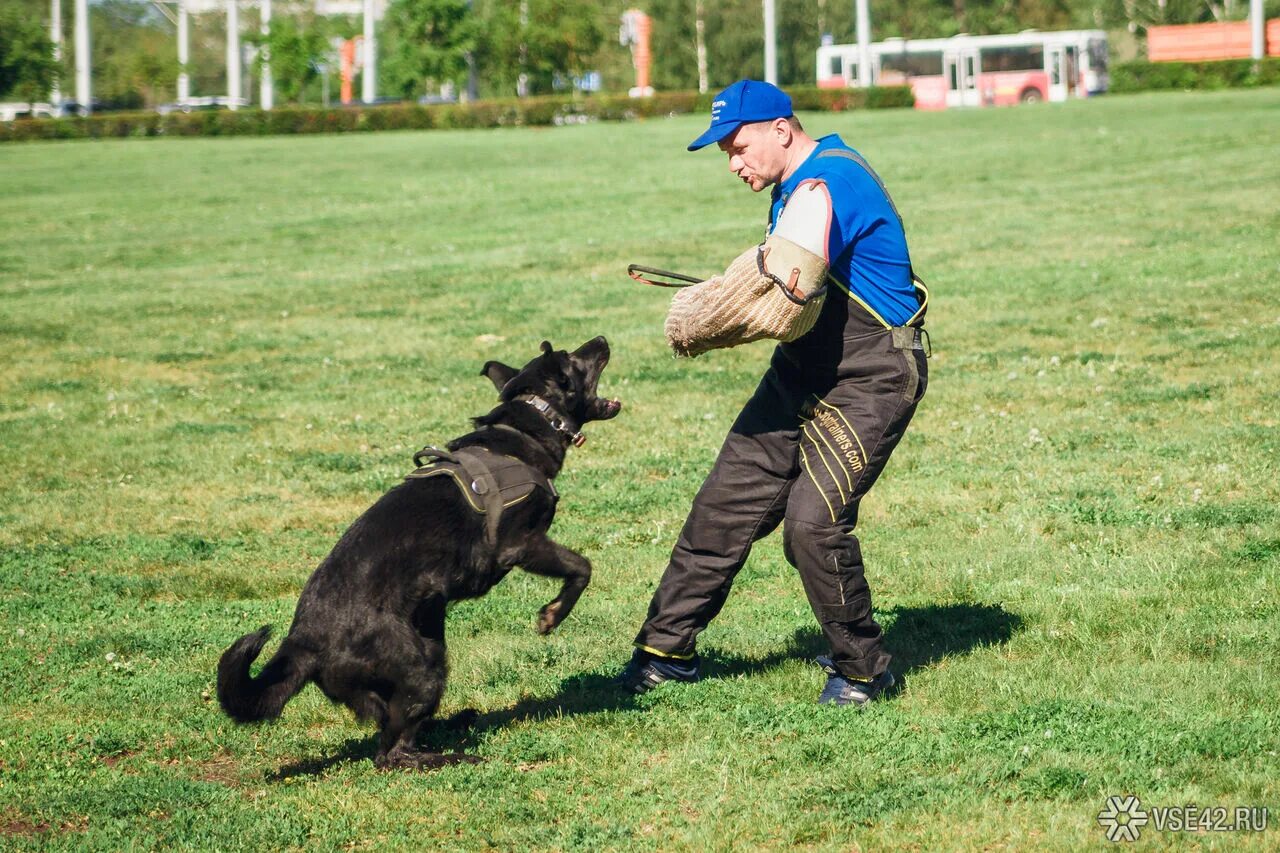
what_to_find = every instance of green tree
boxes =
[1095,0,1250,31]
[473,0,604,96]
[89,0,177,110]
[382,0,477,99]
[646,0,765,90]
[0,5,58,102]
[250,14,331,105]
[130,46,179,108]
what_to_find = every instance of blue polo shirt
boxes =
[768,135,918,328]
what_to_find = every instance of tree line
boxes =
[3,0,1278,107]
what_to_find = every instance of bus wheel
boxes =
[1019,87,1043,104]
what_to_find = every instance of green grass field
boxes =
[2,88,1279,850]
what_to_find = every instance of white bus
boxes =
[817,29,1109,110]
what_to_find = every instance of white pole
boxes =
[855,0,871,88]
[260,0,273,109]
[227,0,240,109]
[74,0,89,113]
[763,0,778,84]
[362,0,376,103]
[1251,0,1265,61]
[178,0,190,104]
[695,0,708,94]
[50,0,62,104]
[517,0,528,97]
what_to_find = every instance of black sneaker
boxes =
[616,649,701,694]
[816,656,895,707]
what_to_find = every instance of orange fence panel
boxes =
[1147,20,1276,62]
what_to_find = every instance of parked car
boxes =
[155,96,249,115]
[0,101,80,121]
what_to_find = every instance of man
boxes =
[618,80,929,706]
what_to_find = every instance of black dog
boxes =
[217,337,621,769]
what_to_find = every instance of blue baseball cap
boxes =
[687,79,793,151]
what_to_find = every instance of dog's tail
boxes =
[216,626,315,723]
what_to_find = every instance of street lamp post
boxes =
[178,0,190,103]
[50,0,62,104]
[226,0,240,109]
[763,0,778,84]
[1251,0,1265,62]
[260,0,273,109]
[74,0,90,113]
[855,0,871,88]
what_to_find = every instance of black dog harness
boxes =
[406,441,557,548]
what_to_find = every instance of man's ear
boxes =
[480,360,518,393]
[773,116,793,145]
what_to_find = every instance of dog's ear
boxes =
[480,360,518,393]
[540,340,554,356]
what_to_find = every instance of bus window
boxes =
[980,45,1044,73]
[880,50,943,77]
[830,55,844,78]
[1088,39,1108,73]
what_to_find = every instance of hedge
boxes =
[1110,58,1280,93]
[0,86,913,143]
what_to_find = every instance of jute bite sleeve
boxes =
[664,239,828,358]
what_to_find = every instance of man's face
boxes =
[718,121,787,193]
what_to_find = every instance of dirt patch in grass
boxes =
[192,751,243,785]
[100,749,140,770]
[0,810,88,837]
[0,817,50,837]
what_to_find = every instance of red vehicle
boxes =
[817,30,1109,110]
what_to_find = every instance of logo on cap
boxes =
[688,79,792,151]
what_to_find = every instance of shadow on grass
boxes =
[698,601,1023,695]
[266,677,641,781]
[268,737,375,781]
[267,602,1021,778]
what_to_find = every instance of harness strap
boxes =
[816,148,929,330]
[407,444,556,548]
[410,446,505,545]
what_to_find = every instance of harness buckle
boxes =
[571,432,586,448]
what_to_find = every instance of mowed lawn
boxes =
[1,88,1278,850]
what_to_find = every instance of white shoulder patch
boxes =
[773,180,833,261]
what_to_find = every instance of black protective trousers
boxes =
[634,298,928,680]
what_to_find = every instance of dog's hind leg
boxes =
[349,691,389,727]
[519,537,593,635]
[373,636,477,771]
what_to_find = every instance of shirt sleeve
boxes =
[770,180,835,262]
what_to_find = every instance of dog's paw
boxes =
[536,602,563,635]
[375,748,483,772]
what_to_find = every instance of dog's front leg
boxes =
[519,537,592,635]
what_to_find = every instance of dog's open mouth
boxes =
[590,398,623,420]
